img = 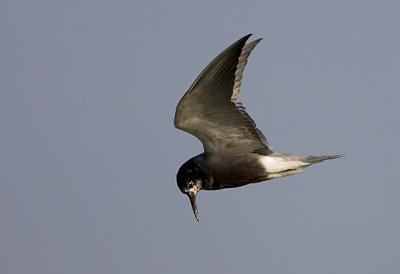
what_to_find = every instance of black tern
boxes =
[175,34,342,221]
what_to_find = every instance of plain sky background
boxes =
[1,0,399,273]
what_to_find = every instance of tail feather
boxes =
[303,154,344,164]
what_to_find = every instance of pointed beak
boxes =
[188,193,199,222]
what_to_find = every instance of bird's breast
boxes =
[202,153,270,190]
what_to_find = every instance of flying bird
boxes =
[174,34,342,221]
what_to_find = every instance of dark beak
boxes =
[188,193,199,222]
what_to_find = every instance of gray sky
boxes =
[1,0,399,273]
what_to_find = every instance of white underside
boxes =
[259,156,310,174]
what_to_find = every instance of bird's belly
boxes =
[205,154,272,190]
[204,154,310,190]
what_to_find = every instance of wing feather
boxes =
[174,34,272,155]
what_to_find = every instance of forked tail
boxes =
[303,154,344,164]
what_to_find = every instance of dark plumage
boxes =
[175,34,342,221]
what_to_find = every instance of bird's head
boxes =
[176,159,205,222]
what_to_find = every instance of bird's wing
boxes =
[174,34,273,155]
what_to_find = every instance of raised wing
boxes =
[174,34,272,155]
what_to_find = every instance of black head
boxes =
[176,158,205,221]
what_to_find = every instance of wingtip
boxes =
[243,34,263,44]
[239,34,253,43]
